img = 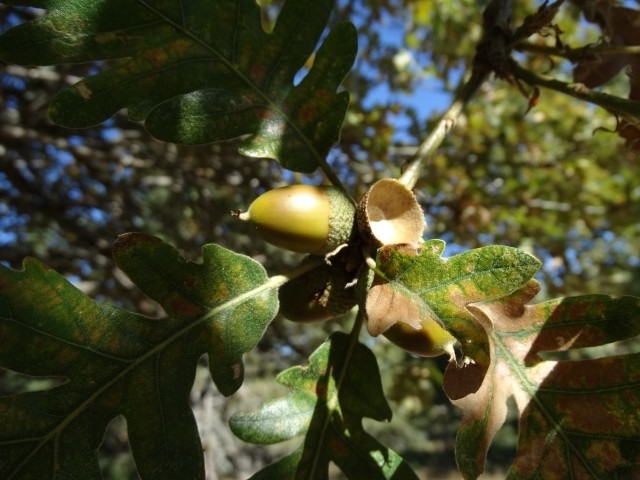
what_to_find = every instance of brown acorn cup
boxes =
[278,255,358,323]
[356,178,426,247]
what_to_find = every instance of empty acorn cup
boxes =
[356,178,426,247]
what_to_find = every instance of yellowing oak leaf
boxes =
[444,281,640,479]
[365,240,540,365]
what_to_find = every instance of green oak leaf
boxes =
[445,284,640,479]
[230,332,419,479]
[0,233,278,479]
[369,240,541,364]
[0,0,356,172]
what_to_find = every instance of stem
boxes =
[511,62,640,119]
[517,42,640,61]
[308,308,365,478]
[398,71,487,190]
[345,307,365,351]
[267,255,326,289]
[318,157,356,205]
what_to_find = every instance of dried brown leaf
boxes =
[573,52,631,88]
[573,3,640,149]
[444,280,640,478]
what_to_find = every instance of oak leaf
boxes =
[365,240,541,367]
[573,3,640,149]
[0,0,356,171]
[230,332,419,479]
[445,281,640,479]
[0,233,278,479]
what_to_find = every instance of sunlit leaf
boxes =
[369,240,541,365]
[230,332,419,479]
[444,283,640,479]
[0,233,278,479]
[0,0,356,171]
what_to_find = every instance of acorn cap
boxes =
[356,179,426,247]
[279,256,358,323]
[239,185,356,254]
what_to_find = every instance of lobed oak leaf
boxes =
[445,281,640,479]
[573,4,640,87]
[365,240,540,367]
[0,0,356,172]
[0,233,278,479]
[230,332,419,479]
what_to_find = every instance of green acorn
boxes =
[279,256,358,323]
[383,317,456,358]
[237,185,356,254]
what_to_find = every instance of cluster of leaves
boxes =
[0,0,355,174]
[1,0,640,479]
[572,1,640,148]
[0,233,278,478]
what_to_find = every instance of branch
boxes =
[511,62,640,119]
[308,308,365,477]
[398,0,514,190]
[398,71,487,190]
[516,42,640,61]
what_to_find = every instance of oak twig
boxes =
[511,62,640,119]
[398,72,487,191]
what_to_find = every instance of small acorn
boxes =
[357,178,426,247]
[237,185,356,254]
[279,256,358,323]
[383,317,456,358]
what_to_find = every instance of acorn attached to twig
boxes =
[236,185,356,254]
[278,254,358,323]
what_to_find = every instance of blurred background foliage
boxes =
[1,0,639,478]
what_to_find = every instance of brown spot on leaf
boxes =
[169,295,202,319]
[250,63,266,83]
[255,107,274,120]
[299,104,316,123]
[75,83,93,100]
